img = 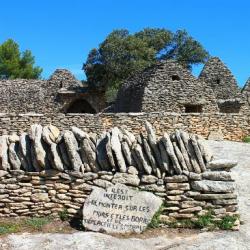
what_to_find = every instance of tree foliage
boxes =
[0,39,42,79]
[83,28,209,101]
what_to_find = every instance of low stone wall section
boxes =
[0,112,249,141]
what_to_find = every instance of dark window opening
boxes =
[218,102,241,113]
[172,75,180,81]
[216,79,220,84]
[185,105,202,113]
[60,81,63,88]
[66,99,96,114]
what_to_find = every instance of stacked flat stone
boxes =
[0,122,239,229]
[0,122,214,177]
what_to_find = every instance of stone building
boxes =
[111,57,249,114]
[242,77,250,106]
[112,60,219,113]
[0,69,106,114]
[0,57,248,115]
[199,57,246,113]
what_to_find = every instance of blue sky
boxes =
[1,0,249,86]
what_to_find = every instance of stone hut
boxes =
[199,57,246,113]
[112,60,218,113]
[242,77,250,106]
[0,69,106,114]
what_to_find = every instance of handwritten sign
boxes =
[82,183,162,233]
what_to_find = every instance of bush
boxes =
[243,136,250,143]
[58,209,69,221]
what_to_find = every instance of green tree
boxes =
[0,39,42,79]
[83,28,209,101]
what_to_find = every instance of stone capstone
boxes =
[191,180,235,193]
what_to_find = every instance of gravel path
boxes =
[1,140,250,250]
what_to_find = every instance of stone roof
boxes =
[113,60,218,113]
[48,69,83,90]
[199,57,242,100]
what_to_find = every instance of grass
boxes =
[147,205,165,229]
[0,222,20,235]
[243,136,250,143]
[161,211,238,231]
[25,217,52,230]
[58,208,70,221]
[0,217,53,235]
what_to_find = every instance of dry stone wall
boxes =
[0,112,248,141]
[0,123,239,229]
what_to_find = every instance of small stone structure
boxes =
[0,123,239,230]
[0,69,106,114]
[111,57,249,114]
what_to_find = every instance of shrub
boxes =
[58,209,70,221]
[243,136,250,143]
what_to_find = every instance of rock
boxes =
[142,137,159,176]
[82,172,98,181]
[63,131,83,172]
[71,126,89,140]
[8,134,19,143]
[166,190,184,196]
[188,172,202,180]
[180,131,201,174]
[134,144,152,175]
[0,170,8,177]
[121,141,133,166]
[213,199,238,205]
[195,193,237,200]
[175,130,193,172]
[140,184,165,192]
[197,139,213,163]
[83,183,162,233]
[190,135,206,172]
[96,133,110,171]
[19,133,33,171]
[112,173,140,186]
[141,175,158,184]
[168,213,194,219]
[158,141,170,173]
[207,159,238,171]
[110,128,127,173]
[79,143,91,172]
[161,133,182,175]
[58,141,71,169]
[0,135,11,170]
[145,121,162,168]
[213,208,226,215]
[82,138,99,172]
[8,142,21,170]
[29,124,47,169]
[179,206,202,213]
[165,175,188,183]
[50,143,64,171]
[31,193,50,202]
[172,141,188,171]
[202,171,233,181]
[93,179,113,189]
[127,166,138,175]
[191,180,235,193]
[180,200,205,208]
[106,133,116,171]
[166,183,190,191]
